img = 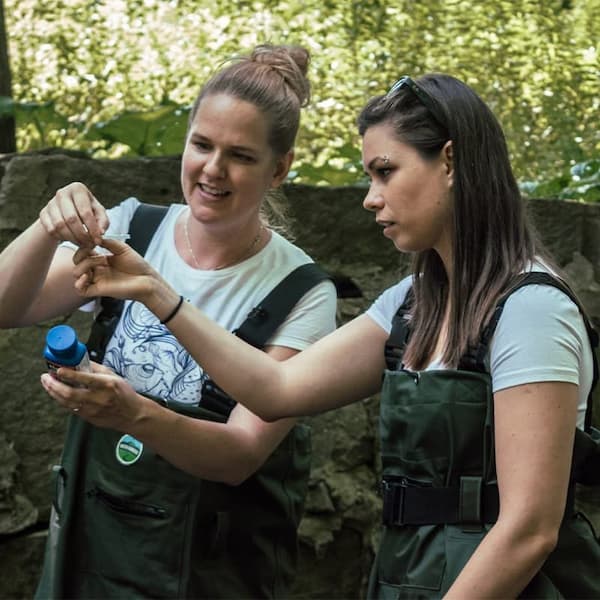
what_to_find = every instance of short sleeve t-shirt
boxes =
[72,197,337,405]
[366,271,593,429]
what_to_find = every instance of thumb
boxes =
[99,237,130,255]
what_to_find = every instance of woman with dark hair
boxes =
[0,44,337,599]
[43,74,599,597]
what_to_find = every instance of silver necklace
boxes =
[184,211,263,270]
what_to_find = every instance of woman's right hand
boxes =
[39,182,109,248]
[73,238,177,317]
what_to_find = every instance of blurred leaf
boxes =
[85,102,190,155]
[4,0,600,193]
[13,100,69,130]
[571,159,600,179]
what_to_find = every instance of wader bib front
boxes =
[37,403,311,599]
[368,275,600,599]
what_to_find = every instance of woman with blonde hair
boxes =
[0,44,336,599]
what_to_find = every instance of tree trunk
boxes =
[0,0,16,154]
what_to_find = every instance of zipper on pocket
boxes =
[88,486,168,519]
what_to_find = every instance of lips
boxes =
[199,183,229,197]
[376,220,397,239]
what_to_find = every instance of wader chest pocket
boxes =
[88,486,168,519]
[77,459,198,599]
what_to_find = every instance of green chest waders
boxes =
[34,203,333,599]
[38,403,312,600]
[367,274,600,599]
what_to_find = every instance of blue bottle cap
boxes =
[44,325,86,366]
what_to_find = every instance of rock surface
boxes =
[0,151,598,599]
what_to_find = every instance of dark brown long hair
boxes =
[358,74,554,369]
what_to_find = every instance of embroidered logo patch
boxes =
[115,434,144,465]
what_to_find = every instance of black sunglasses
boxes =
[386,76,446,129]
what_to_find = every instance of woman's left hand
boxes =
[40,361,146,431]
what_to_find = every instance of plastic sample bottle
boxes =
[44,324,91,378]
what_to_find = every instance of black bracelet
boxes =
[160,295,184,325]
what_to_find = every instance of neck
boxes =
[182,210,265,270]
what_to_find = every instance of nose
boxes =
[204,152,225,178]
[363,184,383,212]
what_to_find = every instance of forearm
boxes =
[0,220,60,326]
[128,395,274,484]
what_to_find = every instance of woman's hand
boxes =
[39,182,110,248]
[73,238,180,320]
[73,238,158,303]
[40,362,147,431]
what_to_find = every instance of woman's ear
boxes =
[271,150,295,188]
[442,140,453,186]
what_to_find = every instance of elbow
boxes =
[206,448,266,486]
[0,306,12,329]
[497,512,560,566]
[223,472,251,487]
[243,399,287,422]
[524,512,561,560]
[517,528,559,574]
[258,409,281,423]
[532,529,559,560]
[0,315,18,329]
[219,459,263,487]
[0,302,28,329]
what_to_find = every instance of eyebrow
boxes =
[366,155,387,171]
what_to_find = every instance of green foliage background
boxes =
[3,0,600,196]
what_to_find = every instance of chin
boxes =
[392,239,419,254]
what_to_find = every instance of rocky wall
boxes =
[0,151,599,599]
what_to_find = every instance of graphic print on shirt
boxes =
[104,301,204,404]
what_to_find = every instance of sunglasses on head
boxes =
[386,76,446,129]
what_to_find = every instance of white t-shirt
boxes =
[366,270,593,429]
[85,197,337,405]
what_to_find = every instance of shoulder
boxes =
[499,273,584,331]
[257,234,337,348]
[267,231,315,262]
[365,274,413,334]
[490,272,590,390]
[265,233,337,299]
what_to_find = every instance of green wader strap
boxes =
[200,262,331,416]
[87,203,168,362]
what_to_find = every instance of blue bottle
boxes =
[44,324,91,377]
